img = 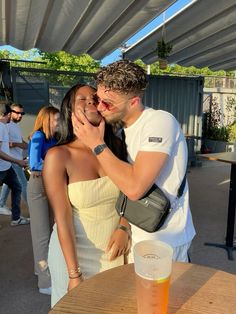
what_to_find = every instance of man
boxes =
[0,103,28,215]
[0,102,29,226]
[73,60,195,262]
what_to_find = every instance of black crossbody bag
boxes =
[115,174,186,233]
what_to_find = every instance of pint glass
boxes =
[133,240,173,314]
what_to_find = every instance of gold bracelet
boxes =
[117,224,132,238]
[69,272,83,279]
[68,266,81,276]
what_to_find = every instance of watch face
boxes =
[94,144,106,155]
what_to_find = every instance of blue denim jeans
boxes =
[0,163,28,207]
[0,166,22,220]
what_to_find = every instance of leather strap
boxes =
[177,172,187,198]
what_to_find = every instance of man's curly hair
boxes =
[96,59,148,97]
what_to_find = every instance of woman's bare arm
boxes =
[43,146,82,290]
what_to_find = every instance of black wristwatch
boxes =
[93,143,107,155]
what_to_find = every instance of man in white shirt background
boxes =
[0,103,28,215]
[0,102,29,226]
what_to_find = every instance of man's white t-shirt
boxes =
[0,122,11,171]
[124,108,196,249]
[7,121,24,159]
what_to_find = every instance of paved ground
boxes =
[0,203,51,314]
[0,159,235,314]
[188,160,236,274]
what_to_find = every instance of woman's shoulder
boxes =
[44,145,70,174]
[46,144,69,159]
[32,130,45,139]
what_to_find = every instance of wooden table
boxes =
[199,152,236,260]
[49,263,236,314]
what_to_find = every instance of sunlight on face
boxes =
[96,85,130,123]
[74,86,102,126]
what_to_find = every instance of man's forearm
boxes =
[10,142,28,149]
[95,146,141,199]
[0,150,20,165]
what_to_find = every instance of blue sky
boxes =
[0,0,192,65]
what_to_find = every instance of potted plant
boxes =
[201,96,236,153]
[156,39,173,70]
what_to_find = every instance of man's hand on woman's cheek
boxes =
[71,112,106,149]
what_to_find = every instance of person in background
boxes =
[72,60,196,263]
[0,103,28,215]
[0,102,29,225]
[27,106,60,296]
[43,84,130,307]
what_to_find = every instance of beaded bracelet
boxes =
[117,224,132,238]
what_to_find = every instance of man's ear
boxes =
[130,96,140,108]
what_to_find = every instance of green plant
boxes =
[225,96,236,124]
[227,122,236,142]
[202,97,223,139]
[157,39,173,59]
[209,126,229,141]
[202,96,230,141]
[202,96,236,142]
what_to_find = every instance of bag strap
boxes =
[177,172,187,198]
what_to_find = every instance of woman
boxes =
[27,106,60,295]
[43,84,130,307]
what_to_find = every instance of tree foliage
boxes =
[38,50,101,72]
[0,47,235,77]
[0,48,43,67]
[0,48,101,87]
[0,48,101,72]
[134,59,232,77]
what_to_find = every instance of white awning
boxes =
[0,0,175,60]
[124,0,236,71]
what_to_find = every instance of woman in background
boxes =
[27,106,60,295]
[43,84,130,307]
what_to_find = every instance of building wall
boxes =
[144,75,204,138]
[203,88,236,126]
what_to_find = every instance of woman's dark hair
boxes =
[57,83,84,144]
[57,83,127,161]
[104,123,127,161]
